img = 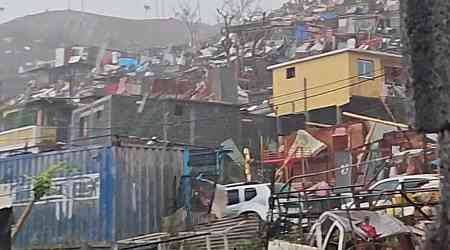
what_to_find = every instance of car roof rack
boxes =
[225,182,264,188]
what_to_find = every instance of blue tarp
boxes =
[118,58,138,71]
[295,25,309,42]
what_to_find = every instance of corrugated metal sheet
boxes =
[113,146,184,241]
[0,145,184,249]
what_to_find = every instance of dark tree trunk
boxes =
[401,0,450,249]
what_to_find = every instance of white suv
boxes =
[223,183,281,221]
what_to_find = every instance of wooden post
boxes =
[206,235,211,250]
[260,135,264,181]
[223,234,229,250]
[336,106,343,125]
[244,148,252,182]
[11,201,34,242]
[304,78,310,122]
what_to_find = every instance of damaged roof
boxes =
[267,48,402,70]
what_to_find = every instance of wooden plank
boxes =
[342,112,409,129]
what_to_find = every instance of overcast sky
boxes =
[0,0,285,24]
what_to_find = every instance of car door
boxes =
[223,188,242,218]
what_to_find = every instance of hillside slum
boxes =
[0,0,442,250]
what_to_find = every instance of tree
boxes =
[216,0,261,68]
[217,8,235,65]
[401,0,450,249]
[220,0,260,24]
[174,0,201,48]
[11,163,73,242]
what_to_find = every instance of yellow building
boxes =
[267,49,402,116]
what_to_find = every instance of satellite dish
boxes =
[144,5,151,11]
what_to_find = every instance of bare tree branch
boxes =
[219,0,260,24]
[175,0,201,48]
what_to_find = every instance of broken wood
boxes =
[11,200,34,241]
[358,122,376,185]
[274,144,299,182]
[342,112,409,129]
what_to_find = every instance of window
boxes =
[174,104,183,116]
[79,116,88,137]
[357,59,374,79]
[96,110,103,120]
[244,188,257,201]
[227,189,240,205]
[286,67,296,79]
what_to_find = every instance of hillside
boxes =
[0,10,218,98]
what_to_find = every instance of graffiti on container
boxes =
[2,173,100,220]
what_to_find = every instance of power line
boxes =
[249,74,386,113]
[0,74,403,144]
[0,98,407,145]
[241,68,386,107]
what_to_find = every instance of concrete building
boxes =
[71,95,242,147]
[0,98,75,152]
[267,48,402,117]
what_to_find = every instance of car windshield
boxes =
[371,180,400,193]
[401,178,433,189]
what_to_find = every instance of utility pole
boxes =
[304,78,310,123]
[402,0,450,249]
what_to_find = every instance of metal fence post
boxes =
[224,234,229,250]
[206,235,211,250]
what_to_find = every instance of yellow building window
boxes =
[357,59,374,79]
[286,67,296,79]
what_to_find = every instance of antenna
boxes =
[144,4,151,16]
[67,0,71,10]
[154,0,159,18]
[197,0,201,22]
[81,0,85,11]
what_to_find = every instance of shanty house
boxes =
[0,98,75,152]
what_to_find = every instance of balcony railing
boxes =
[0,126,57,152]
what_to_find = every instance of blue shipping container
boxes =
[0,145,184,249]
